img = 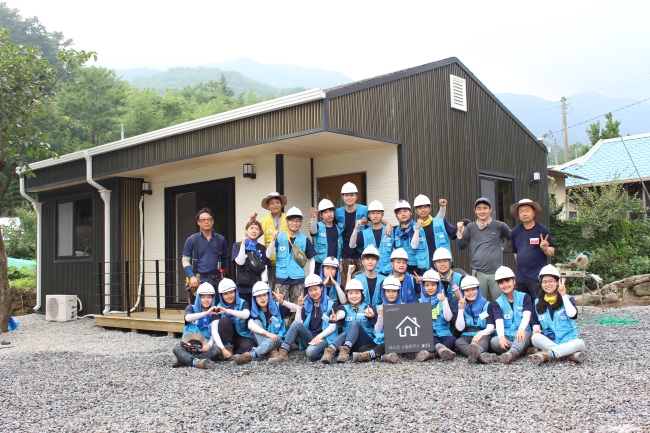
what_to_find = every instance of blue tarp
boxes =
[7,257,36,269]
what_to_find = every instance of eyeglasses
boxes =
[198,218,214,223]
[541,280,557,286]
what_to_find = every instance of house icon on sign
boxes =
[396,316,420,337]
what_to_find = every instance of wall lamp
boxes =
[243,163,256,179]
[530,172,541,185]
[141,181,153,195]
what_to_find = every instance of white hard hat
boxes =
[494,266,516,281]
[341,182,358,194]
[538,264,561,281]
[304,273,323,288]
[432,247,453,261]
[460,276,480,290]
[382,276,401,291]
[252,281,270,297]
[345,279,364,292]
[218,278,237,293]
[321,256,339,268]
[317,199,335,212]
[422,269,441,282]
[367,200,385,212]
[361,245,380,258]
[390,248,409,261]
[394,200,412,211]
[196,282,216,296]
[286,206,303,219]
[413,194,432,207]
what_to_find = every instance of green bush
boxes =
[7,266,36,288]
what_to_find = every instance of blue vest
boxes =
[440,272,463,313]
[430,218,451,257]
[341,303,375,337]
[394,223,429,269]
[362,225,394,275]
[535,299,579,344]
[355,273,386,306]
[181,322,211,340]
[256,305,288,339]
[495,291,530,340]
[275,231,308,280]
[303,299,338,344]
[313,222,343,263]
[396,274,418,304]
[335,204,369,253]
[461,301,490,337]
[223,298,253,339]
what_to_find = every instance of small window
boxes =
[568,211,578,220]
[450,74,467,112]
[57,197,93,258]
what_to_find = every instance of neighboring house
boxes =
[552,132,650,219]
[20,57,549,315]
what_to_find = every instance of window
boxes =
[479,174,514,227]
[57,197,93,258]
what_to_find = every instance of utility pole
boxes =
[561,97,569,162]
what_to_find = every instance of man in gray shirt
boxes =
[456,197,511,302]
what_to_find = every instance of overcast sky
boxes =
[6,0,650,102]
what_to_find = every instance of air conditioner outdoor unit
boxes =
[45,295,78,322]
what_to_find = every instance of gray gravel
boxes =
[1,306,648,433]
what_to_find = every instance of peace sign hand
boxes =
[329,309,338,322]
[365,305,375,318]
[540,234,550,251]
[298,294,307,308]
[273,290,284,304]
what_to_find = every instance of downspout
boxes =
[83,150,112,315]
[18,175,42,312]
[129,195,145,312]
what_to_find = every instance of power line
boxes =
[549,97,650,135]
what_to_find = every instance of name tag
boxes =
[279,246,286,252]
[479,311,489,320]
[530,238,540,245]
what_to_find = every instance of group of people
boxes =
[172,183,586,369]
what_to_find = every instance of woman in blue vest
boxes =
[320,256,347,305]
[416,269,456,361]
[214,278,256,358]
[349,200,394,276]
[309,199,343,274]
[530,265,586,365]
[232,218,270,306]
[172,282,221,368]
[432,247,463,314]
[490,266,535,363]
[453,276,497,364]
[231,281,298,365]
[353,245,386,306]
[320,279,379,364]
[392,200,429,275]
[268,274,342,363]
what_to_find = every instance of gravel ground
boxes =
[1,306,648,433]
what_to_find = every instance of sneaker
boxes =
[380,352,399,363]
[352,351,372,362]
[498,351,517,364]
[336,346,351,363]
[478,352,497,364]
[436,344,456,360]
[416,350,436,362]
[468,343,482,364]
[525,347,541,356]
[529,350,551,366]
[320,347,336,364]
[232,352,252,365]
[195,359,216,369]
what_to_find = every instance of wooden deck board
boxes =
[94,311,185,334]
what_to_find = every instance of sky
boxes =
[6,0,650,102]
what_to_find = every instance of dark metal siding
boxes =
[25,159,86,190]
[327,63,548,271]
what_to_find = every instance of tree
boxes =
[586,112,621,145]
[0,28,95,332]
[2,204,36,259]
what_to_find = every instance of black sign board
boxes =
[383,302,434,353]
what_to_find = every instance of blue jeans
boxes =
[330,321,375,351]
[251,319,282,358]
[280,321,328,360]
[172,343,222,366]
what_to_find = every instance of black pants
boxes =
[517,281,541,301]
[218,317,256,354]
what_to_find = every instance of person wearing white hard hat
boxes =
[319,256,347,305]
[415,269,457,362]
[352,275,402,363]
[489,266,534,364]
[320,279,379,364]
[510,199,556,300]
[172,282,221,369]
[266,207,316,309]
[231,218,270,306]
[387,247,420,304]
[257,192,289,290]
[432,247,464,312]
[309,198,343,275]
[213,278,256,359]
[231,281,298,365]
[349,200,394,276]
[453,276,497,364]
[412,195,458,270]
[268,274,343,364]
[335,182,369,287]
[351,245,386,306]
[393,199,429,276]
[529,265,586,365]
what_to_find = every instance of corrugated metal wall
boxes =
[25,159,86,190]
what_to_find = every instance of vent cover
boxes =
[450,74,467,112]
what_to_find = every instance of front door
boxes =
[317,172,366,208]
[165,178,235,307]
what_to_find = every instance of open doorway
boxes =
[317,172,366,207]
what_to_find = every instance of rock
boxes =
[632,281,650,297]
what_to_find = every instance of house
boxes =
[396,316,421,338]
[552,132,650,219]
[20,57,549,316]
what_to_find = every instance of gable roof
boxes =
[396,316,420,329]
[558,132,650,187]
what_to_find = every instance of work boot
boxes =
[498,350,517,364]
[415,350,436,362]
[267,348,289,365]
[380,352,399,363]
[436,344,456,360]
[468,343,482,364]
[530,350,551,366]
[478,352,497,364]
[564,351,586,364]
[221,345,235,359]
[290,343,299,352]
[320,347,336,364]
[352,351,372,362]
[525,346,541,356]
[195,359,216,369]
[268,348,280,360]
[232,352,252,365]
[336,345,351,363]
